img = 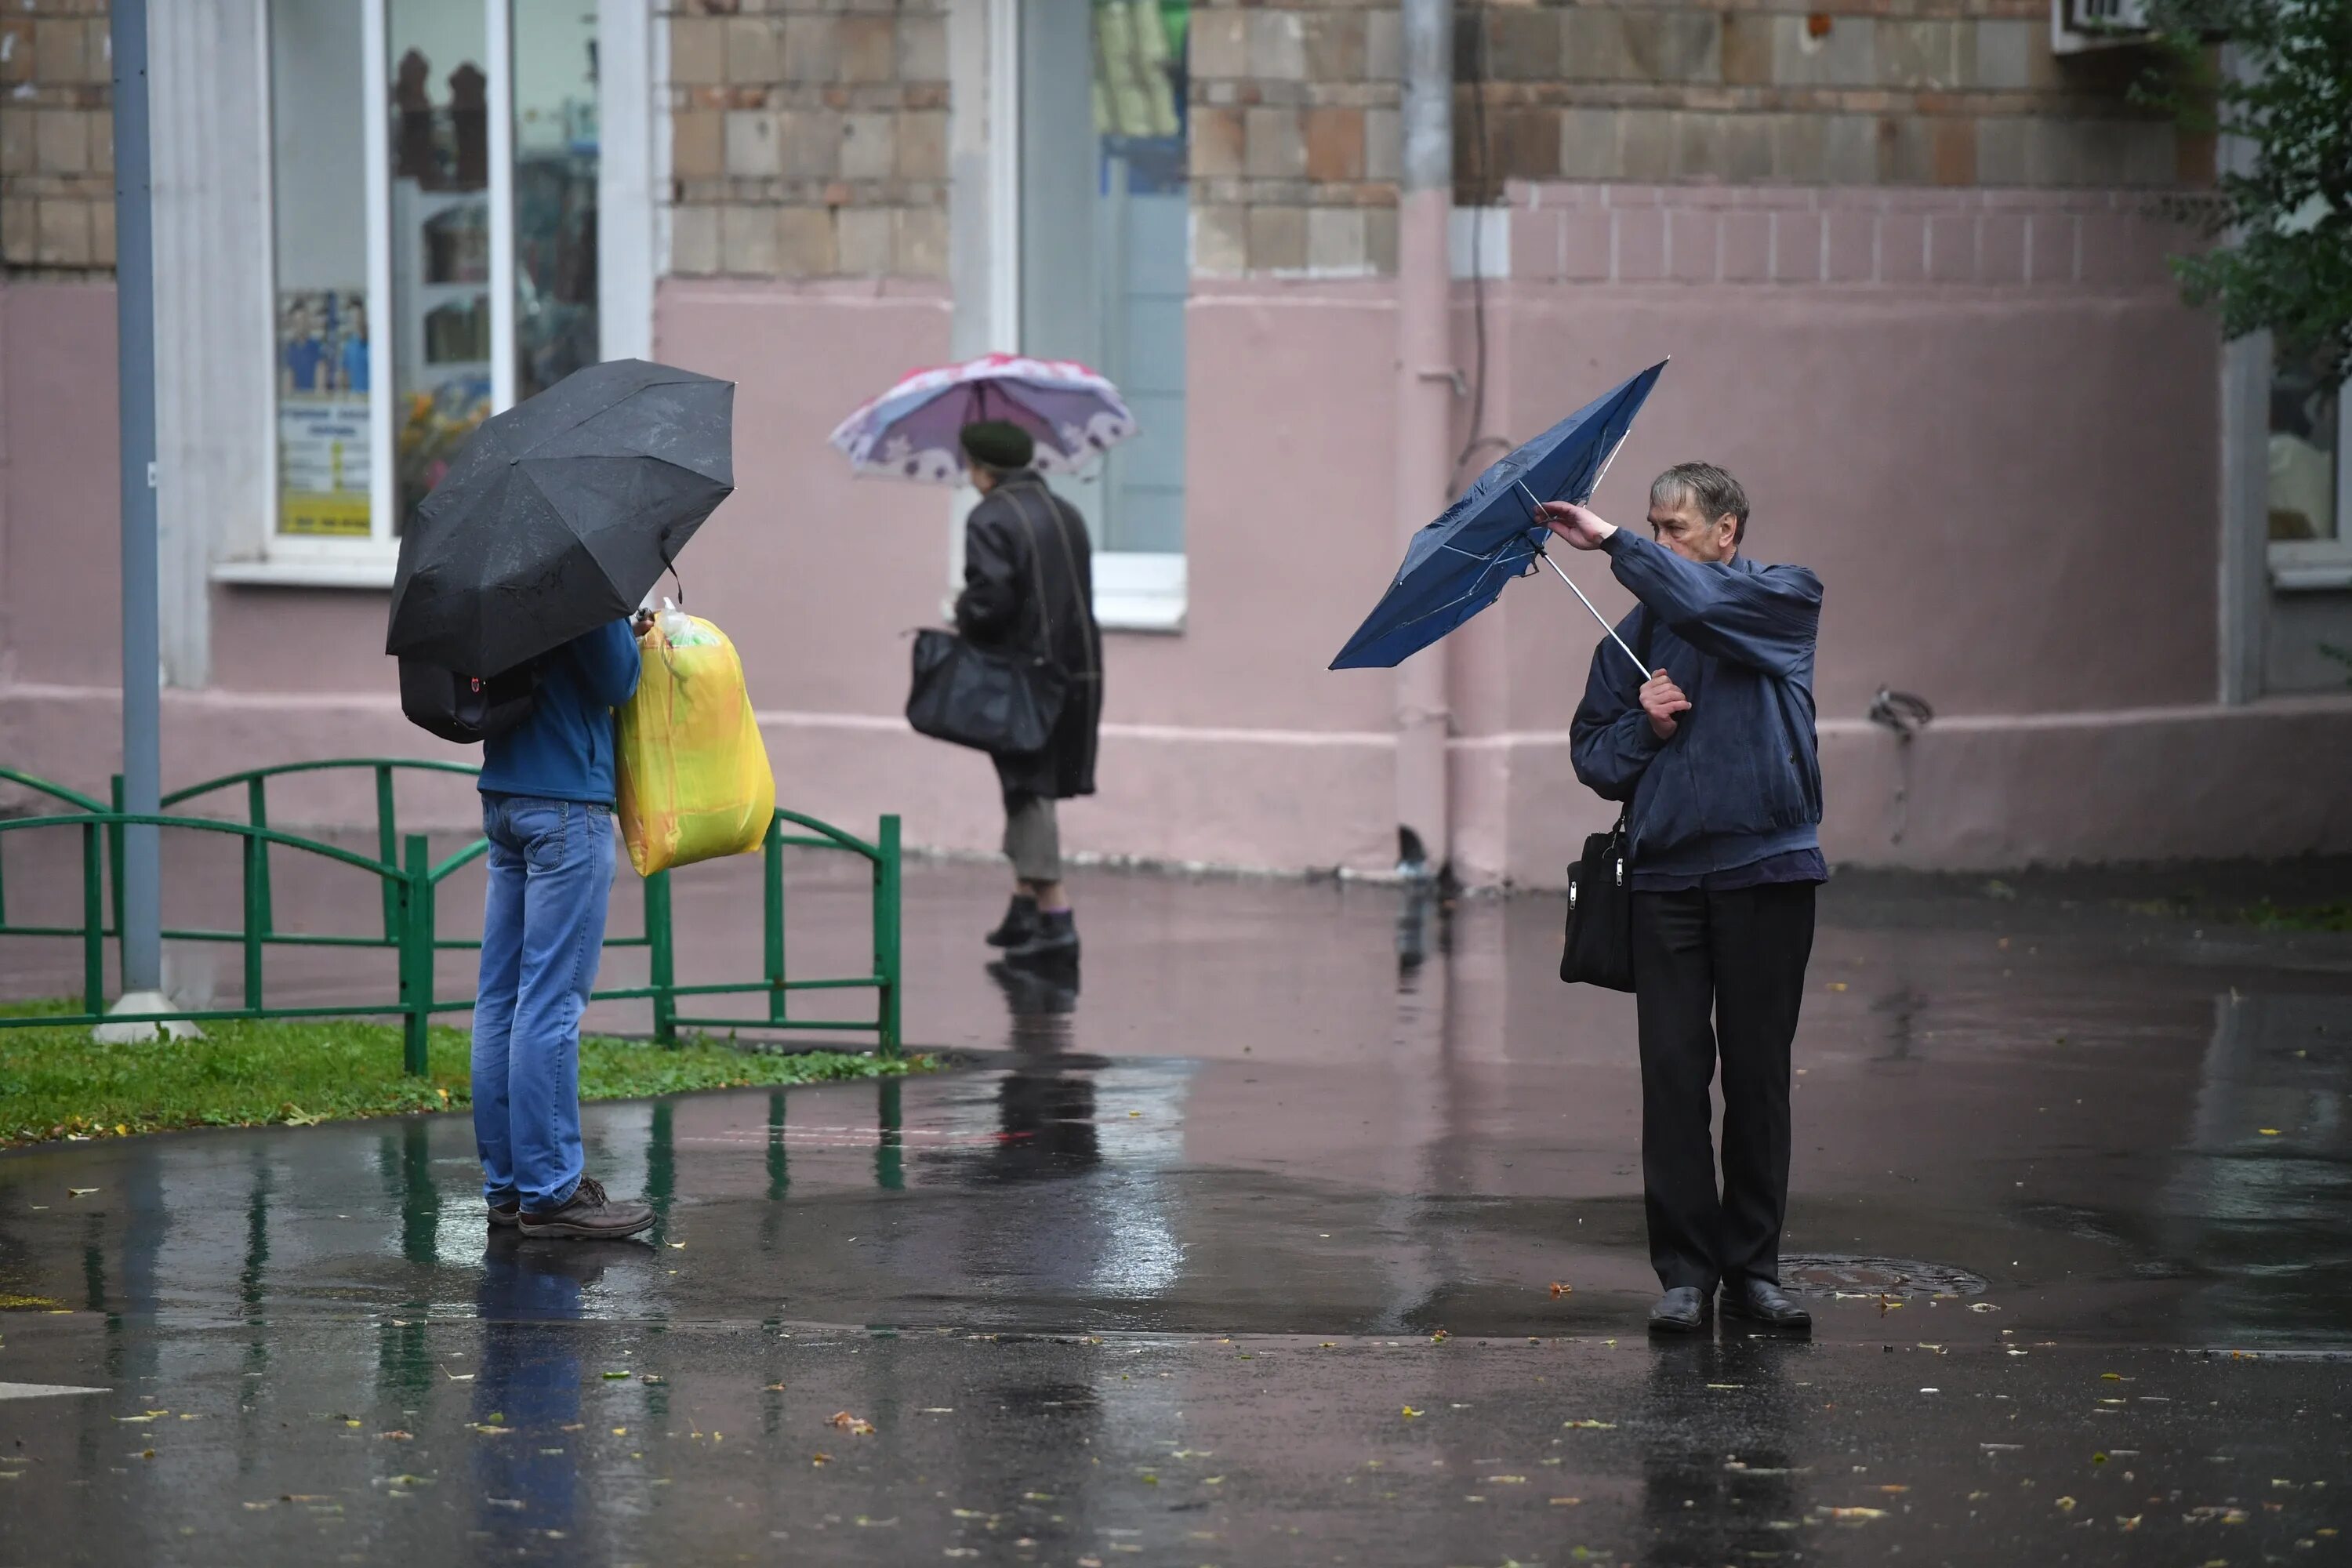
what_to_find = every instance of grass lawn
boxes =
[0,1000,935,1149]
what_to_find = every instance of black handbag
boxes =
[1559,612,1654,991]
[906,488,1071,756]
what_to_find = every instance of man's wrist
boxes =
[1599,525,1629,554]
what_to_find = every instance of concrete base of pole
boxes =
[92,992,205,1044]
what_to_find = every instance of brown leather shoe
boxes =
[517,1177,654,1240]
[488,1200,520,1228]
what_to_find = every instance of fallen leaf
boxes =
[1550,1497,1583,1507]
[1563,1419,1616,1430]
[378,1430,412,1442]
[1400,1406,1424,1419]
[1829,982,1849,992]
[2259,1128,2281,1136]
[486,1497,524,1511]
[1485,1475,1529,1485]
[2056,1496,2078,1512]
[828,1411,877,1436]
[67,1188,100,1197]
[602,1370,632,1380]
[810,1453,832,1465]
[2117,1515,2142,1530]
[1548,1282,1573,1298]
[1970,1302,2002,1313]
[612,1428,627,1436]
[1827,1508,1888,1522]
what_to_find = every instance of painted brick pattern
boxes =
[0,1,117,277]
[1504,181,2195,289]
[666,0,949,281]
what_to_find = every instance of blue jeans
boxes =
[473,795,615,1212]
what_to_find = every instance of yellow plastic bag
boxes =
[615,605,775,877]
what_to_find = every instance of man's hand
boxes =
[1640,669,1690,741]
[1539,499,1617,551]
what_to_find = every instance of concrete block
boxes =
[670,16,726,86]
[1491,107,1560,184]
[724,17,782,85]
[1614,206,1666,281]
[1875,20,1962,90]
[1973,20,2034,90]
[1926,212,1974,281]
[1769,113,1824,183]
[1192,106,1244,179]
[1192,203,1247,275]
[34,108,87,176]
[0,198,35,266]
[1722,12,1773,87]
[1308,206,1369,274]
[1978,210,2027,284]
[839,111,895,181]
[1561,7,1635,82]
[1722,115,1773,182]
[1878,212,1926,283]
[1556,107,1619,182]
[1824,207,1875,281]
[777,109,844,180]
[1246,107,1308,180]
[0,20,31,87]
[1823,114,1877,185]
[36,198,89,267]
[1769,211,1823,283]
[88,191,111,268]
[1773,14,1875,89]
[1876,115,1934,185]
[1618,108,1674,181]
[1666,209,1715,282]
[1626,9,1722,84]
[673,110,723,180]
[1305,107,1365,182]
[779,205,838,278]
[0,107,33,177]
[1191,9,1249,80]
[1933,118,1976,187]
[898,109,947,183]
[1560,210,1611,281]
[1248,10,1308,82]
[1486,8,1563,82]
[836,205,892,276]
[670,205,720,276]
[896,206,948,279]
[1365,205,1399,277]
[780,14,840,83]
[32,17,88,83]
[838,16,895,85]
[724,111,782,178]
[898,13,948,82]
[720,205,779,275]
[2121,122,2180,187]
[1719,210,1770,281]
[1249,204,1309,272]
[1302,13,1367,82]
[1366,10,1403,82]
[1976,118,2028,186]
[1364,107,1401,182]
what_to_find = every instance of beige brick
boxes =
[1561,8,1635,82]
[1486,7,1563,82]
[89,103,110,176]
[2122,122,2179,187]
[896,206,947,278]
[670,17,725,87]
[777,108,844,180]
[1365,9,1402,82]
[32,18,88,83]
[1722,12,1773,88]
[836,205,892,275]
[1192,104,1243,179]
[779,206,837,277]
[670,204,720,276]
[724,111,782,178]
[1365,205,1399,277]
[1304,106,1363,183]
[1364,107,1400,182]
[1244,107,1306,180]
[1823,115,1877,184]
[1192,203,1247,275]
[87,187,111,266]
[1627,10,1721,83]
[1247,10,1307,82]
[1301,12,1366,82]
[35,108,89,176]
[1190,9,1248,80]
[1976,118,2027,186]
[898,13,948,82]
[723,18,781,85]
[838,17,895,85]
[1618,108,1674,180]
[0,197,34,265]
[0,107,34,176]
[720,205,779,275]
[781,14,840,83]
[37,198,90,267]
[0,20,34,87]
[1972,20,2034,91]
[1773,14,1875,89]
[1247,204,1308,271]
[1306,206,1367,274]
[1876,114,1935,184]
[1556,107,1619,181]
[1875,20,1962,91]
[673,109,723,180]
[898,109,947,183]
[839,112,895,181]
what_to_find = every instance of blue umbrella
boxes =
[1329,359,1668,672]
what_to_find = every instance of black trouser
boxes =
[1629,881,1817,1293]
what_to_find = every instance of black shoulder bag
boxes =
[906,488,1073,757]
[1559,612,1655,991]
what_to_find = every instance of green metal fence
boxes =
[0,760,900,1066]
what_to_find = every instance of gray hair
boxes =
[1650,463,1750,543]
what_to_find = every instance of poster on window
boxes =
[277,289,372,537]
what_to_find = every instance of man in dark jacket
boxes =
[1543,463,1824,1336]
[954,421,1103,964]
[472,619,655,1241]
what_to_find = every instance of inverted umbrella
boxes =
[385,358,734,677]
[829,353,1137,483]
[1329,360,1668,673]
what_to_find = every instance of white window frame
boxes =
[2267,387,2352,592]
[960,0,1186,634]
[216,0,653,591]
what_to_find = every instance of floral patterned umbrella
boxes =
[828,353,1138,484]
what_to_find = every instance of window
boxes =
[252,0,603,574]
[2267,347,2352,590]
[1017,0,1189,628]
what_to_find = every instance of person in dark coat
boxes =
[953,421,1102,964]
[1543,463,1825,1338]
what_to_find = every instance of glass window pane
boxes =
[388,0,494,531]
[1022,0,1189,556]
[270,2,374,539]
[512,2,600,402]
[2268,349,2340,543]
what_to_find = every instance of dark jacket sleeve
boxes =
[954,502,1024,643]
[1602,531,1822,678]
[1570,614,1664,803]
[569,619,641,709]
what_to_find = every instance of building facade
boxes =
[2,0,2348,883]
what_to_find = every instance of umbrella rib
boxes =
[520,449,729,490]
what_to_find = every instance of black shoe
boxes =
[1720,1276,1812,1332]
[517,1177,655,1241]
[1647,1286,1712,1334]
[1003,909,1079,965]
[985,894,1040,949]
[487,1200,520,1229]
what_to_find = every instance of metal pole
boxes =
[111,0,162,998]
[1393,0,1454,879]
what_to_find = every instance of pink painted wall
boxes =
[1,283,124,691]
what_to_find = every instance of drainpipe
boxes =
[1393,0,1454,880]
[112,0,162,999]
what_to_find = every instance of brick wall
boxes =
[0,2,116,277]
[664,0,949,281]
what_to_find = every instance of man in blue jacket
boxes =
[473,618,655,1240]
[1544,465,1824,1335]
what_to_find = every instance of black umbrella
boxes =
[385,358,735,676]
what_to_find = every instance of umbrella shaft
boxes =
[1541,551,1652,683]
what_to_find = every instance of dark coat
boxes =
[1569,531,1824,873]
[953,472,1102,800]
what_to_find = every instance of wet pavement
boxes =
[3,857,2352,1564]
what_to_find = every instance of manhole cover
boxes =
[1779,1254,1988,1301]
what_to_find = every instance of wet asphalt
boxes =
[2,856,2350,1565]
